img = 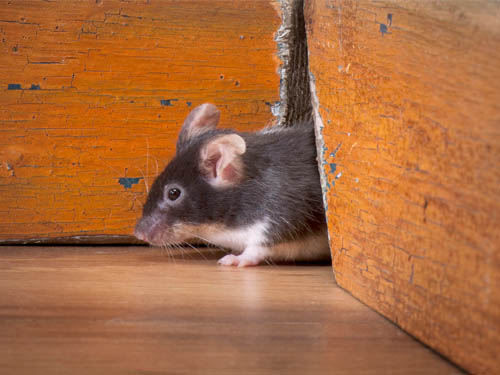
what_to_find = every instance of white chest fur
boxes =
[197,219,270,253]
[175,219,330,267]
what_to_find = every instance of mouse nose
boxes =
[134,228,146,241]
[134,218,149,242]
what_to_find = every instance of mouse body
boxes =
[134,103,330,267]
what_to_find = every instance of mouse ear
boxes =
[200,134,246,188]
[177,103,220,149]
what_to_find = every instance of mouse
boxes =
[134,103,330,267]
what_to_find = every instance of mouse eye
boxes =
[167,187,181,201]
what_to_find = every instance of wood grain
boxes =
[0,246,461,374]
[0,0,281,241]
[305,1,500,374]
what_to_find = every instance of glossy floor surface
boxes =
[0,246,461,374]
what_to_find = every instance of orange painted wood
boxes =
[305,1,500,374]
[0,0,281,241]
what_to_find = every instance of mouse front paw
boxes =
[217,254,261,267]
[217,254,240,266]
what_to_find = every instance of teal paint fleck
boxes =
[324,143,343,188]
[119,177,143,189]
[380,23,389,35]
[160,99,178,106]
[329,163,336,174]
[321,144,329,168]
[29,84,41,90]
[330,142,342,158]
[7,84,22,90]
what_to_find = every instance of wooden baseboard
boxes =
[306,1,500,373]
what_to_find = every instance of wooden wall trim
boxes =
[0,0,283,242]
[306,0,500,373]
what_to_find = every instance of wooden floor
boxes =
[0,246,461,375]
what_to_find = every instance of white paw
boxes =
[217,254,261,267]
[217,254,240,266]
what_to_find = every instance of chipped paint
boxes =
[330,142,342,158]
[379,13,393,36]
[160,99,178,107]
[309,70,331,214]
[380,23,390,36]
[265,100,281,116]
[7,83,22,90]
[118,177,143,189]
[329,163,336,174]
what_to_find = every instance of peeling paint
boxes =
[7,83,22,90]
[29,61,61,65]
[309,70,331,216]
[29,84,41,90]
[118,177,143,189]
[380,23,390,36]
[265,100,281,116]
[330,142,342,158]
[329,163,336,174]
[379,14,393,37]
[160,99,178,106]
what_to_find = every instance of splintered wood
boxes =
[305,1,500,374]
[0,0,281,241]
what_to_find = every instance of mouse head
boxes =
[134,103,246,246]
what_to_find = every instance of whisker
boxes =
[176,243,185,260]
[146,138,149,187]
[174,228,213,246]
[179,243,195,259]
[161,243,176,264]
[151,153,159,178]
[137,167,149,194]
[175,243,193,260]
[181,241,207,260]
